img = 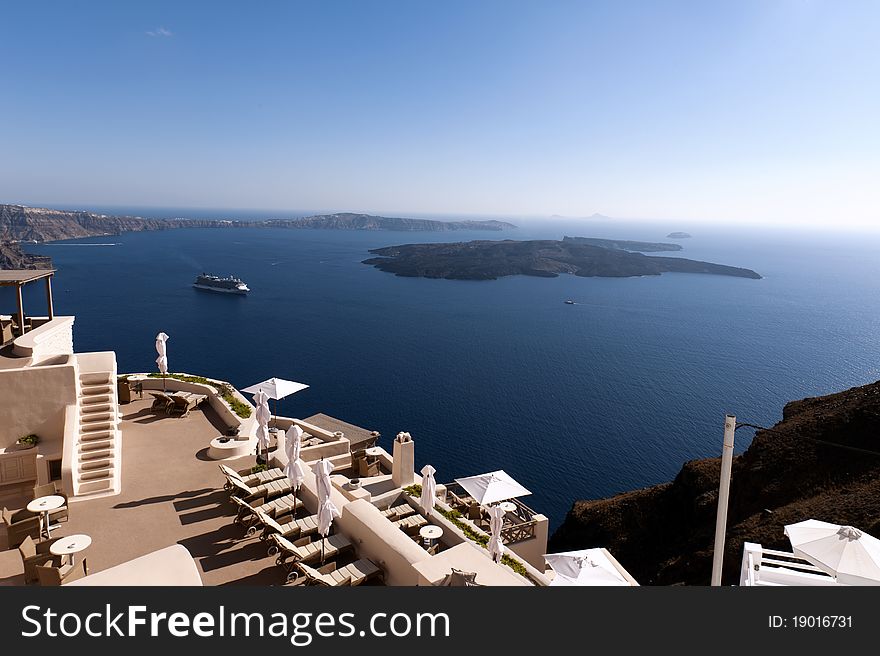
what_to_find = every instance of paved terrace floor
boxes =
[1,397,303,586]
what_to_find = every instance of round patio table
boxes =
[27,495,65,539]
[50,534,92,566]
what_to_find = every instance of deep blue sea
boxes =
[8,217,880,529]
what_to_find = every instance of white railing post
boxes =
[711,414,736,586]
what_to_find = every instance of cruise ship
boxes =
[192,273,250,295]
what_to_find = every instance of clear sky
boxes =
[1,1,878,228]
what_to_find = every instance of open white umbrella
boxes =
[284,426,306,516]
[488,504,505,563]
[454,470,532,506]
[253,388,271,464]
[543,549,634,586]
[313,458,340,564]
[420,464,437,516]
[155,332,169,391]
[785,519,880,585]
[242,377,309,429]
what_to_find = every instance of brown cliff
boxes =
[549,380,880,585]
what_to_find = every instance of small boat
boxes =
[564,299,576,305]
[193,274,250,295]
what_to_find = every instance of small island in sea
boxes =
[666,231,692,239]
[363,236,761,280]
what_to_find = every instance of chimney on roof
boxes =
[392,431,415,488]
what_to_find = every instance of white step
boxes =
[80,372,113,385]
[80,449,113,462]
[80,458,112,471]
[80,439,114,452]
[77,479,113,494]
[81,393,113,405]
[79,469,112,482]
[81,412,114,424]
[81,403,113,416]
[80,430,114,442]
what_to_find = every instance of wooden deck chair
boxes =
[295,559,383,586]
[254,508,319,547]
[149,392,174,414]
[380,503,417,521]
[394,514,428,534]
[218,464,285,491]
[231,493,297,529]
[228,476,293,503]
[272,533,354,582]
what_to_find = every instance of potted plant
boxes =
[16,434,39,449]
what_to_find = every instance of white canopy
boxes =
[242,377,309,400]
[420,464,437,516]
[454,470,532,506]
[785,519,880,585]
[488,504,505,563]
[155,332,169,375]
[544,548,635,586]
[253,388,271,455]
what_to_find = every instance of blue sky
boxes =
[1,1,878,228]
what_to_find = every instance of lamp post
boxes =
[711,414,736,586]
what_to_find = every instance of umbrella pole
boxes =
[711,415,736,586]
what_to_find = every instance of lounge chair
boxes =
[272,533,354,581]
[149,392,175,414]
[218,464,285,491]
[228,476,293,503]
[33,483,69,524]
[230,493,298,528]
[253,508,319,547]
[1,315,15,345]
[358,458,381,478]
[18,535,63,584]
[295,559,383,586]
[394,514,428,534]
[380,503,417,521]
[35,557,89,586]
[1,506,42,548]
[168,392,208,417]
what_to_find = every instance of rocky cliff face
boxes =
[549,380,880,585]
[0,242,52,269]
[0,205,515,246]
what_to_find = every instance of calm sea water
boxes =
[9,218,880,529]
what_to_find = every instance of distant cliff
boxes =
[0,242,52,269]
[363,237,760,281]
[0,204,516,247]
[549,380,880,585]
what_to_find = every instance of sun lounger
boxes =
[218,464,285,491]
[253,508,319,546]
[272,533,354,581]
[149,392,175,414]
[380,503,417,520]
[228,476,293,503]
[230,493,298,528]
[295,559,383,586]
[168,392,207,417]
[394,514,428,532]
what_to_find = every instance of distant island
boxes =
[666,232,692,239]
[363,236,761,280]
[0,203,516,269]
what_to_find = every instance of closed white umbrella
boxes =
[488,504,505,563]
[155,332,169,391]
[420,464,437,516]
[242,377,309,429]
[543,549,635,586]
[313,458,340,563]
[455,470,532,506]
[284,426,306,516]
[253,388,271,465]
[785,519,880,585]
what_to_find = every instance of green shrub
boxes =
[17,434,39,446]
[146,372,252,418]
[251,464,268,474]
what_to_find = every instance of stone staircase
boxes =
[73,366,121,497]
